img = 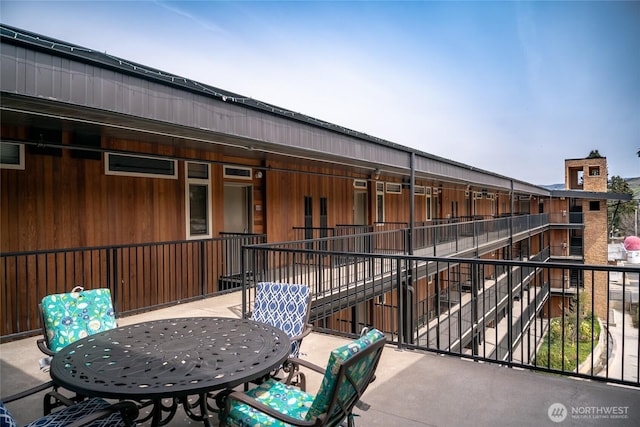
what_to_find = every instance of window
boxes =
[0,142,25,170]
[376,182,385,222]
[106,153,177,179]
[186,162,212,238]
[425,187,432,221]
[589,201,600,211]
[414,186,426,196]
[589,166,600,176]
[223,165,252,180]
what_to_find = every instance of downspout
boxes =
[404,152,416,345]
[509,179,514,259]
[409,152,415,255]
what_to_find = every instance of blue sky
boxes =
[1,0,638,185]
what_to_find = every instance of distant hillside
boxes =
[541,177,639,195]
[627,177,640,198]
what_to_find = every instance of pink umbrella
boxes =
[623,236,640,251]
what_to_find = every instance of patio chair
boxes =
[220,328,386,427]
[37,286,117,357]
[250,282,312,359]
[1,381,138,427]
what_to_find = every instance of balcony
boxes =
[2,293,639,426]
[1,216,639,424]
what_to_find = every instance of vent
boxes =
[376,182,385,193]
[386,182,402,194]
[414,185,426,195]
[353,179,368,189]
[106,153,177,179]
[474,192,483,199]
[224,166,252,179]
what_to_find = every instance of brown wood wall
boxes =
[1,126,274,252]
[3,123,523,254]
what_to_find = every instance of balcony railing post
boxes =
[109,247,118,313]
[396,257,404,349]
[241,246,248,318]
[199,240,206,296]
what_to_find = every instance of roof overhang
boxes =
[551,190,633,201]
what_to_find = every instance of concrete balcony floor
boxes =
[1,293,639,426]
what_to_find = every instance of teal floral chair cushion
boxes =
[41,287,117,353]
[225,379,315,426]
[222,328,386,427]
[305,328,385,421]
[251,283,311,358]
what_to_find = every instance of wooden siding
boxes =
[2,126,272,252]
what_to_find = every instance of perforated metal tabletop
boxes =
[50,317,290,425]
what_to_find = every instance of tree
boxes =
[588,149,602,158]
[608,176,635,237]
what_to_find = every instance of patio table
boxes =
[49,316,290,426]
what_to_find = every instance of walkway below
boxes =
[1,293,639,426]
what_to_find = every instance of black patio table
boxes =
[49,316,291,426]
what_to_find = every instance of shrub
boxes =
[578,321,593,342]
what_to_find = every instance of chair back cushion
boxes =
[251,282,310,357]
[0,401,17,427]
[305,328,386,424]
[41,288,117,353]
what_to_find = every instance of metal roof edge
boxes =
[0,23,558,195]
[551,190,633,201]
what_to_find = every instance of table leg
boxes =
[181,393,221,426]
[147,398,178,426]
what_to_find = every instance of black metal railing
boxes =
[291,214,550,258]
[0,233,266,341]
[240,242,640,388]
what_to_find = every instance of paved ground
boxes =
[2,293,639,426]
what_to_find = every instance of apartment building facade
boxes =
[0,24,630,341]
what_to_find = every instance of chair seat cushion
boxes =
[225,379,315,427]
[23,397,129,427]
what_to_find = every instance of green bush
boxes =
[536,312,600,372]
[549,318,562,341]
[578,320,593,342]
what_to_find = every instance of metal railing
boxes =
[549,212,584,224]
[0,233,266,341]
[240,243,640,387]
[291,214,550,258]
